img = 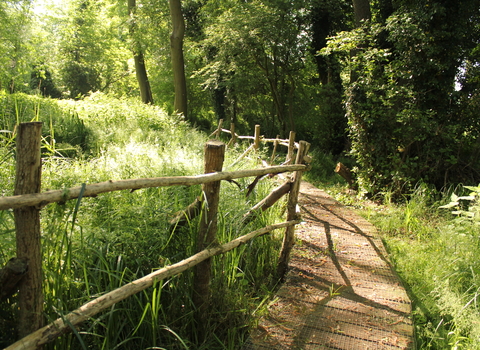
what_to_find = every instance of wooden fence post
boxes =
[14,122,44,338]
[270,135,280,164]
[286,131,296,164]
[193,140,225,336]
[277,140,309,279]
[214,119,223,139]
[227,122,236,148]
[254,124,261,150]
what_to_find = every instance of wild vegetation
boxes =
[306,162,480,349]
[1,0,480,348]
[2,0,479,196]
[0,93,289,349]
[363,185,480,349]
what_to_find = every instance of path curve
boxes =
[243,182,414,349]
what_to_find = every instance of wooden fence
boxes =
[0,122,310,350]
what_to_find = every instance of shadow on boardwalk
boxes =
[243,182,414,350]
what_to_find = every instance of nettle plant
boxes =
[439,185,480,224]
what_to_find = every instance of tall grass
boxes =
[0,93,287,349]
[304,151,480,349]
[351,184,480,349]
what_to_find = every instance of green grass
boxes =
[347,185,480,349]
[0,93,289,349]
[304,151,480,349]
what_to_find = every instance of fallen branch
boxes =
[5,220,300,350]
[243,181,292,223]
[168,196,203,230]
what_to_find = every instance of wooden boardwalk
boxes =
[243,182,414,350]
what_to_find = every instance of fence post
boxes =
[227,122,236,148]
[270,134,280,164]
[277,140,309,279]
[193,140,225,337]
[286,131,296,164]
[215,119,223,139]
[14,122,44,338]
[254,124,261,150]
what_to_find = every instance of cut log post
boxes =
[215,119,223,139]
[286,131,296,164]
[253,124,261,150]
[193,140,225,338]
[0,258,28,300]
[335,162,355,187]
[277,140,309,279]
[14,122,44,338]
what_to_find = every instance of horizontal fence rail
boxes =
[0,165,307,211]
[4,220,301,350]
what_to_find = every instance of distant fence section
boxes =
[1,121,310,350]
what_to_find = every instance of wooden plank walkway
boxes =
[243,182,414,349]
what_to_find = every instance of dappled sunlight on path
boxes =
[243,182,414,350]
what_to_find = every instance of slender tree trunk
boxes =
[134,52,154,104]
[350,0,371,84]
[169,0,188,119]
[128,0,153,104]
[352,0,371,27]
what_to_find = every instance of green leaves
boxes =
[439,186,480,223]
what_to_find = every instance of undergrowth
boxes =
[305,152,480,349]
[0,93,287,349]
[351,185,480,349]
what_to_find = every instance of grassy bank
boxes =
[0,93,287,349]
[362,186,480,349]
[306,152,480,350]
[305,153,480,349]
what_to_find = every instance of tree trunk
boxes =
[169,0,188,119]
[128,0,154,104]
[352,0,371,27]
[134,53,154,104]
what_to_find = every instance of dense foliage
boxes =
[1,0,478,195]
[2,0,480,347]
[324,0,480,196]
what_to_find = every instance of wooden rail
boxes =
[1,122,310,349]
[0,165,306,211]
[4,220,300,350]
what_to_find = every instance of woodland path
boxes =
[243,181,414,349]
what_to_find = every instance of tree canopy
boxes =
[2,0,480,196]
